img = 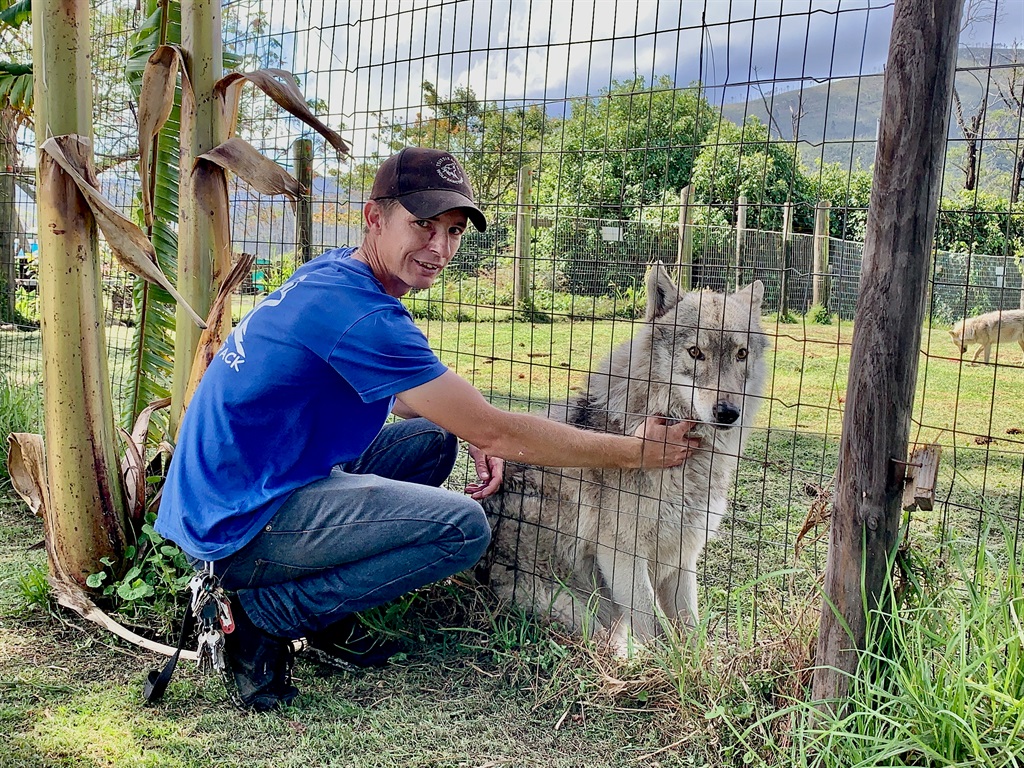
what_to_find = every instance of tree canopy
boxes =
[550,76,714,219]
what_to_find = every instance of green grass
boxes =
[733,525,1024,768]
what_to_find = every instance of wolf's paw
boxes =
[595,622,653,659]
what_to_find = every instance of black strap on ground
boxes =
[143,599,196,705]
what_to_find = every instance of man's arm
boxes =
[390,399,420,419]
[397,370,698,470]
[393,383,504,497]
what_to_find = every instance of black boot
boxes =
[306,614,404,669]
[224,598,299,711]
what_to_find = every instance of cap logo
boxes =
[435,156,464,185]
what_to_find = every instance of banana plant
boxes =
[121,0,187,437]
[10,0,347,618]
[136,47,348,424]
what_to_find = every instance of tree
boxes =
[690,115,814,232]
[17,0,348,604]
[222,5,283,143]
[935,188,1023,254]
[553,76,714,219]
[34,0,130,586]
[808,162,873,241]
[0,0,159,322]
[994,53,1024,204]
[374,80,554,208]
[951,84,987,191]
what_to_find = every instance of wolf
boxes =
[479,263,769,652]
[948,309,1024,364]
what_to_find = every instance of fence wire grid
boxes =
[2,0,1023,640]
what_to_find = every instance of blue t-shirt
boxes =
[156,248,449,560]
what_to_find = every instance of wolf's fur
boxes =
[949,309,1024,364]
[479,264,769,651]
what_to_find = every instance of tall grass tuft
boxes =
[0,375,42,484]
[739,525,1024,767]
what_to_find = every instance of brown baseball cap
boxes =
[370,147,487,232]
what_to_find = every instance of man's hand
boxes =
[464,443,504,499]
[633,416,700,469]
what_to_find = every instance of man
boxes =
[157,147,698,711]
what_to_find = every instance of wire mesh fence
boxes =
[2,0,1024,641]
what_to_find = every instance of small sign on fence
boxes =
[600,225,622,242]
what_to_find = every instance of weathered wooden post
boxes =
[812,0,965,705]
[735,194,747,290]
[676,185,693,290]
[513,167,534,309]
[294,137,314,263]
[780,201,793,318]
[813,200,831,310]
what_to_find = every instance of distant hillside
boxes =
[722,73,885,170]
[720,46,1024,187]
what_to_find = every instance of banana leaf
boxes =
[122,0,180,436]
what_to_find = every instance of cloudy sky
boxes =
[246,0,1023,158]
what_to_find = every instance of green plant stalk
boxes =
[170,0,223,435]
[33,0,129,585]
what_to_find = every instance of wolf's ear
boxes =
[644,261,682,321]
[738,279,765,310]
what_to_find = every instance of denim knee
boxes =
[452,500,491,570]
[437,427,458,476]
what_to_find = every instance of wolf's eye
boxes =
[687,345,704,360]
[737,348,748,360]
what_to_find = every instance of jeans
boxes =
[216,418,491,638]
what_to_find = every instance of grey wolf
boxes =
[479,264,769,652]
[948,309,1024,364]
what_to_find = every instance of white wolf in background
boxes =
[479,263,769,652]
[948,309,1024,365]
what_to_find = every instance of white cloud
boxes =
[241,0,1014,159]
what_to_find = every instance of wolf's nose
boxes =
[713,402,741,425]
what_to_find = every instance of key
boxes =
[206,630,226,672]
[214,593,235,634]
[189,572,208,612]
[196,629,216,671]
[199,596,220,627]
[197,628,226,671]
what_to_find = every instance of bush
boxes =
[551,222,672,297]
[447,224,509,276]
[86,510,192,633]
[806,303,833,325]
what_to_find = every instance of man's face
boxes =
[365,201,468,297]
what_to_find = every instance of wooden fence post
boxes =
[676,185,693,291]
[780,200,793,318]
[813,200,831,309]
[513,167,534,309]
[812,0,965,706]
[734,194,747,290]
[294,137,313,263]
